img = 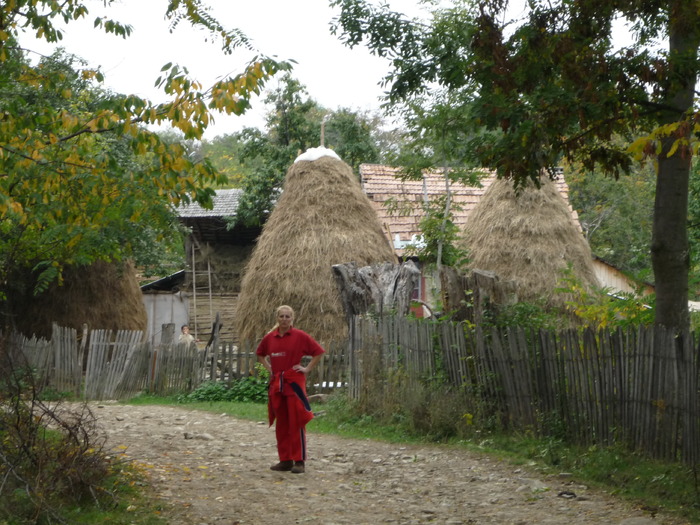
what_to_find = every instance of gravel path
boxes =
[90,403,689,525]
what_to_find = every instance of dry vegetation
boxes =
[461,176,599,308]
[235,154,396,346]
[11,260,147,339]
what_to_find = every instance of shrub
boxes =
[0,345,124,524]
[178,365,270,404]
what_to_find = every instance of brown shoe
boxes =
[270,460,293,471]
[291,461,305,474]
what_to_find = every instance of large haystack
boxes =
[11,260,147,339]
[235,149,396,345]
[460,176,599,308]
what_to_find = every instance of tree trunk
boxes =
[332,261,421,322]
[440,266,518,324]
[651,1,700,331]
[653,142,690,331]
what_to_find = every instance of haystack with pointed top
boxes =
[460,176,599,309]
[235,150,397,345]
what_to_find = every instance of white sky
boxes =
[20,1,640,140]
[21,0,434,139]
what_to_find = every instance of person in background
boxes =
[179,324,195,345]
[256,305,325,474]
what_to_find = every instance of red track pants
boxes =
[268,370,314,462]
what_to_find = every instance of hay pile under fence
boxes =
[461,176,599,309]
[11,260,147,339]
[235,150,397,345]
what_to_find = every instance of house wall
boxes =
[185,244,254,345]
[142,291,190,345]
[592,259,654,296]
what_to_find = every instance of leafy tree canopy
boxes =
[566,157,655,282]
[0,0,289,301]
[331,0,700,330]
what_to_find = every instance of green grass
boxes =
[128,391,423,443]
[128,392,268,421]
[59,464,168,525]
[0,451,168,525]
[469,434,700,522]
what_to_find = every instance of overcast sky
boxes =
[21,1,635,140]
[22,0,437,139]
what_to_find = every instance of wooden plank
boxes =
[583,328,602,443]
[596,329,613,444]
[681,332,700,464]
[490,327,518,428]
[561,329,583,442]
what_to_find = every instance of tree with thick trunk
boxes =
[652,2,699,330]
[331,0,700,331]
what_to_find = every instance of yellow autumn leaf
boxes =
[666,138,680,157]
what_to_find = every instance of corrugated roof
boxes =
[360,164,578,254]
[178,188,242,218]
[177,188,261,246]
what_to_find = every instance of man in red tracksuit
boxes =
[256,305,325,474]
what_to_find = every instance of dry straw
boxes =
[235,154,396,346]
[461,176,599,309]
[12,260,147,338]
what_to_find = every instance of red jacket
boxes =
[267,369,314,428]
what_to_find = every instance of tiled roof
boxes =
[178,188,242,218]
[359,164,577,254]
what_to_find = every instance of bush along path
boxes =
[92,403,688,525]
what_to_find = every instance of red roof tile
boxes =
[360,164,578,255]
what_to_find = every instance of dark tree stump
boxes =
[332,261,421,321]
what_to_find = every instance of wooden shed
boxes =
[177,189,261,344]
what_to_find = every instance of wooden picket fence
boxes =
[8,316,700,464]
[6,324,348,400]
[205,340,349,392]
[349,316,700,466]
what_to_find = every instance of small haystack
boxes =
[235,148,397,345]
[11,260,147,339]
[461,176,599,309]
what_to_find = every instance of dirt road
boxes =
[90,403,687,525]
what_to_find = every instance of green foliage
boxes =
[474,266,655,332]
[484,434,700,522]
[401,194,470,269]
[203,74,387,227]
[389,92,489,176]
[687,159,700,298]
[484,300,561,332]
[178,366,270,404]
[176,378,264,404]
[0,1,288,305]
[197,133,253,187]
[331,0,700,330]
[556,268,655,329]
[381,90,485,271]
[0,350,154,524]
[324,107,381,172]
[566,159,655,282]
[222,75,322,227]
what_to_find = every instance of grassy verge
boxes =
[58,464,169,525]
[126,392,700,523]
[474,434,700,521]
